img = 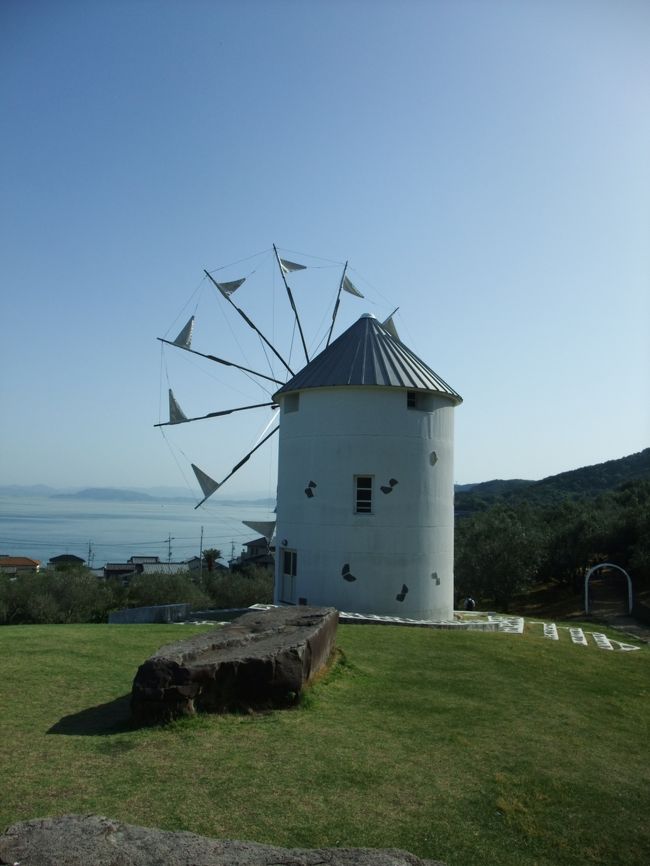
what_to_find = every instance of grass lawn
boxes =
[1,621,648,866]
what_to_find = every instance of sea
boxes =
[0,495,276,568]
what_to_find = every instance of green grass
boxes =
[1,622,648,866]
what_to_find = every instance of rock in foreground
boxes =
[131,605,338,725]
[0,816,446,866]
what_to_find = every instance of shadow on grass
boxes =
[48,694,133,736]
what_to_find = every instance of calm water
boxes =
[0,495,275,567]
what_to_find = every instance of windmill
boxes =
[157,246,461,620]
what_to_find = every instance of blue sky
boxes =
[1,0,648,499]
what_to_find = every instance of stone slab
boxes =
[131,606,338,725]
[0,815,446,866]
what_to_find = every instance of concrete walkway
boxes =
[598,614,650,644]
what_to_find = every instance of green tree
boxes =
[126,573,211,609]
[202,564,274,609]
[202,548,223,572]
[455,505,545,611]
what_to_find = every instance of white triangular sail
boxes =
[173,316,194,349]
[168,389,188,424]
[279,257,306,274]
[342,275,364,298]
[191,464,220,501]
[242,520,276,541]
[382,315,400,340]
[215,278,246,297]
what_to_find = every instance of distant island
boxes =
[0,485,275,508]
[51,488,158,503]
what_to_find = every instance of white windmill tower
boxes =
[272,313,462,621]
[157,247,461,619]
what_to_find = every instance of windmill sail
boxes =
[342,275,364,298]
[191,463,220,506]
[382,314,400,340]
[242,520,276,541]
[168,389,188,424]
[215,278,246,297]
[173,316,194,349]
[279,257,306,274]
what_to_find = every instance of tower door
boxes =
[280,549,297,604]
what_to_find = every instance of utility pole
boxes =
[167,534,174,563]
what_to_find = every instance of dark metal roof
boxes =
[274,314,462,403]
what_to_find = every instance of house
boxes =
[187,556,227,575]
[137,561,190,576]
[186,556,203,574]
[48,554,86,569]
[231,537,275,572]
[103,563,138,580]
[0,556,41,576]
[103,559,189,579]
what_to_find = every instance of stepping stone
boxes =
[492,616,524,634]
[591,632,614,651]
[569,627,588,646]
[610,640,641,652]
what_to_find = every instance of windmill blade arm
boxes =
[154,402,276,428]
[326,261,348,348]
[204,270,295,375]
[216,425,280,489]
[193,425,279,508]
[157,338,284,385]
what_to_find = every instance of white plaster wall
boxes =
[274,386,456,620]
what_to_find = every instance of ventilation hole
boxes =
[341,563,350,576]
[431,572,440,585]
[343,572,357,583]
[308,480,317,488]
[395,583,408,602]
[380,485,392,494]
[389,478,398,487]
[304,488,314,498]
[429,451,438,466]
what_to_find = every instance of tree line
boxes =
[455,479,649,611]
[0,559,274,625]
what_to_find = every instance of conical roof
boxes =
[274,314,462,404]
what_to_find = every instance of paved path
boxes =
[599,615,650,644]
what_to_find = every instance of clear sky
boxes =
[1,0,649,499]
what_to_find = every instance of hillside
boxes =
[455,447,650,512]
[2,623,648,866]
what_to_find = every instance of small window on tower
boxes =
[406,391,434,411]
[284,393,300,413]
[354,475,373,514]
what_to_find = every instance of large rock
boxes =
[131,606,338,725]
[0,815,446,865]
